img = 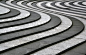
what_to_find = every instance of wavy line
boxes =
[82,2,86,5]
[32,15,86,55]
[0,3,30,22]
[0,6,10,15]
[46,2,86,15]
[65,2,86,9]
[73,1,86,7]
[0,14,72,52]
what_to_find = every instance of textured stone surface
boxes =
[0,0,86,55]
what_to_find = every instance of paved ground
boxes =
[0,0,86,55]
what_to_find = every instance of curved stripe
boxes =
[0,14,72,52]
[12,0,86,43]
[60,2,86,12]
[0,1,84,55]
[27,1,86,19]
[17,1,32,9]
[26,1,42,10]
[31,15,86,55]
[46,2,86,15]
[0,14,60,43]
[82,2,86,5]
[0,8,20,19]
[25,2,85,54]
[0,11,40,28]
[6,0,29,9]
[0,6,10,15]
[1,14,84,55]
[0,12,50,34]
[73,1,86,7]
[78,1,85,6]
[0,0,72,52]
[16,1,38,10]
[0,1,85,55]
[55,2,86,13]
[27,1,52,12]
[0,2,30,22]
[55,2,68,8]
[64,2,86,9]
[0,1,61,44]
[36,2,86,18]
[16,1,73,33]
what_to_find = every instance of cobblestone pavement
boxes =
[0,0,86,55]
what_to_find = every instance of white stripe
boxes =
[27,2,45,11]
[0,11,50,34]
[15,1,46,13]
[6,0,44,13]
[36,2,86,18]
[17,1,36,9]
[82,2,86,5]
[55,1,86,12]
[0,2,30,22]
[46,2,86,14]
[16,1,72,32]
[9,1,86,55]
[64,2,86,9]
[0,0,72,51]
[0,14,72,52]
[17,1,28,8]
[16,0,79,21]
[62,1,85,11]
[25,2,86,54]
[32,16,86,55]
[0,6,10,15]
[0,0,50,34]
[73,1,86,7]
[6,0,29,9]
[55,2,68,8]
[27,1,49,11]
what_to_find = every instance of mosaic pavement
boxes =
[0,0,86,55]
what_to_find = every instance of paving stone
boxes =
[0,6,10,15]
[53,2,86,13]
[62,52,84,55]
[61,42,86,55]
[35,1,86,18]
[78,2,86,6]
[0,8,83,55]
[0,13,60,43]
[0,7,20,19]
[0,0,86,55]
[0,11,40,28]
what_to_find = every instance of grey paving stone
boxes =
[0,11,40,28]
[29,1,85,54]
[0,15,84,55]
[69,2,85,9]
[62,52,84,55]
[41,2,86,15]
[0,13,60,43]
[0,0,86,55]
[73,1,86,8]
[82,2,86,5]
[78,2,86,6]
[73,1,86,7]
[61,42,86,55]
[0,1,31,23]
[0,6,10,15]
[62,1,86,12]
[0,8,20,19]
[52,2,86,13]
[35,1,86,18]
